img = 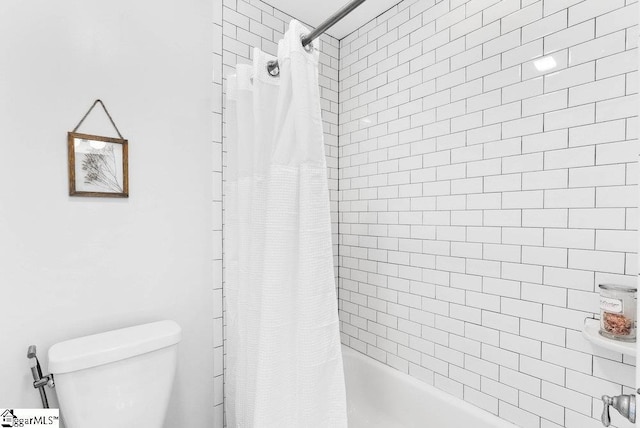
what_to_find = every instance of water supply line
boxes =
[27,345,54,408]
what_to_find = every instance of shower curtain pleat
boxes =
[225,20,348,428]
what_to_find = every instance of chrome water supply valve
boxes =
[27,345,54,408]
[601,393,636,426]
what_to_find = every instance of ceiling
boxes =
[267,0,400,40]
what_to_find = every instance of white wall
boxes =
[0,1,215,426]
[338,1,638,427]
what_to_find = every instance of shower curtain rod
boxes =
[266,0,367,76]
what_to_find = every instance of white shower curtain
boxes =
[225,20,348,428]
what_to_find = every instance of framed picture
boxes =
[68,132,129,197]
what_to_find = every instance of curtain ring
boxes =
[264,33,312,78]
[301,33,313,52]
[266,60,280,77]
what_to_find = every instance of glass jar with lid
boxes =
[599,284,637,342]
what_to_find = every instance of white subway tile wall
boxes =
[213,0,224,425]
[338,1,638,428]
[220,0,339,425]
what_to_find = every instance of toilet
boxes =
[47,320,181,428]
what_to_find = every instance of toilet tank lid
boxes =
[48,320,181,374]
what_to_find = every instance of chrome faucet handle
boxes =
[601,394,636,427]
[601,396,612,427]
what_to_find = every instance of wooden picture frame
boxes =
[68,132,129,197]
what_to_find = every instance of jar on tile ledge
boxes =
[599,284,637,342]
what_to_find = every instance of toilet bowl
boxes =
[47,320,181,428]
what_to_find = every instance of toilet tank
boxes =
[48,320,181,428]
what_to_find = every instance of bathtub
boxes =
[342,346,516,428]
